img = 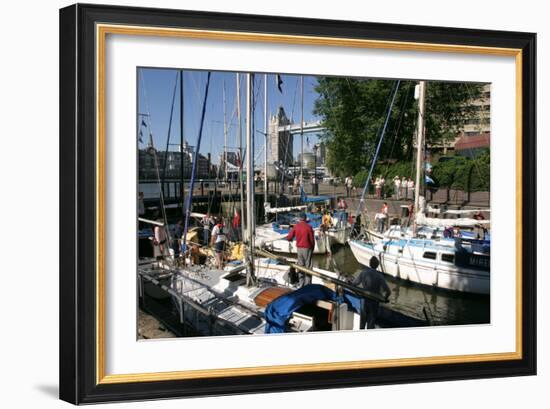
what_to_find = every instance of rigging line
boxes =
[139,69,172,245]
[278,77,300,188]
[355,80,401,217]
[359,80,402,223]
[161,72,180,191]
[383,82,413,176]
[182,71,212,253]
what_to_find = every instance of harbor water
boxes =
[313,245,490,326]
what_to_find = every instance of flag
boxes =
[138,129,143,143]
[306,136,310,147]
[276,74,283,93]
[141,119,147,127]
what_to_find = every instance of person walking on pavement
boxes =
[286,213,315,287]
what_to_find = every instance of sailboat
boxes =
[348,81,490,295]
[138,72,389,336]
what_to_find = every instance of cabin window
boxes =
[422,251,437,260]
[441,254,455,263]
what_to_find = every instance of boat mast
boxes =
[264,73,269,222]
[245,73,256,285]
[237,73,246,232]
[223,81,228,182]
[414,80,426,217]
[300,76,304,185]
[180,69,185,223]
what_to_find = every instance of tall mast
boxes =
[180,69,185,222]
[223,81,228,181]
[300,76,304,184]
[264,73,269,222]
[414,80,426,216]
[236,73,245,231]
[245,73,256,285]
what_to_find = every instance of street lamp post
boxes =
[313,144,318,195]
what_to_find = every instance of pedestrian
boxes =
[311,175,318,195]
[201,213,212,245]
[379,175,385,199]
[337,197,347,211]
[401,176,407,200]
[374,177,381,199]
[473,211,487,239]
[138,191,146,217]
[232,209,241,241]
[321,210,333,231]
[375,202,389,233]
[336,197,348,226]
[138,191,146,229]
[407,178,415,200]
[172,220,184,258]
[286,213,315,286]
[394,176,401,200]
[210,217,227,269]
[401,200,414,228]
[351,256,391,329]
[351,213,362,237]
[346,176,353,197]
[152,219,168,260]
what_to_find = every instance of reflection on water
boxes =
[313,245,490,326]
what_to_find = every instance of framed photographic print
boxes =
[59,3,536,404]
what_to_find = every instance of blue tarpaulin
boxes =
[264,284,361,333]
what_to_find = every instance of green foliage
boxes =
[314,78,484,177]
[430,150,490,192]
[352,150,490,193]
[353,170,370,189]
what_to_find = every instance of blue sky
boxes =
[137,68,323,165]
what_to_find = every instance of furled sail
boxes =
[415,213,490,228]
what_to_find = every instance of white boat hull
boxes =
[348,239,490,295]
[254,225,333,254]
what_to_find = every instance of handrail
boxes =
[255,248,388,303]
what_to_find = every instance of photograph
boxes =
[56,3,537,404]
[136,68,492,338]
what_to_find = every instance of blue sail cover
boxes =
[264,284,361,333]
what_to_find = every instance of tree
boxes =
[314,78,483,177]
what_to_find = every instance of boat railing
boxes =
[255,248,389,303]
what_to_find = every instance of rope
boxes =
[182,72,212,253]
[139,70,172,246]
[355,80,401,217]
[160,73,180,195]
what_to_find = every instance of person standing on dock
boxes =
[210,217,227,269]
[407,178,415,200]
[345,176,353,198]
[201,213,213,246]
[172,220,184,259]
[375,202,389,233]
[393,176,401,200]
[152,220,168,260]
[138,191,146,217]
[286,213,315,287]
[352,256,391,329]
[232,209,242,241]
[337,197,348,226]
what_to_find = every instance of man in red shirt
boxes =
[286,213,315,286]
